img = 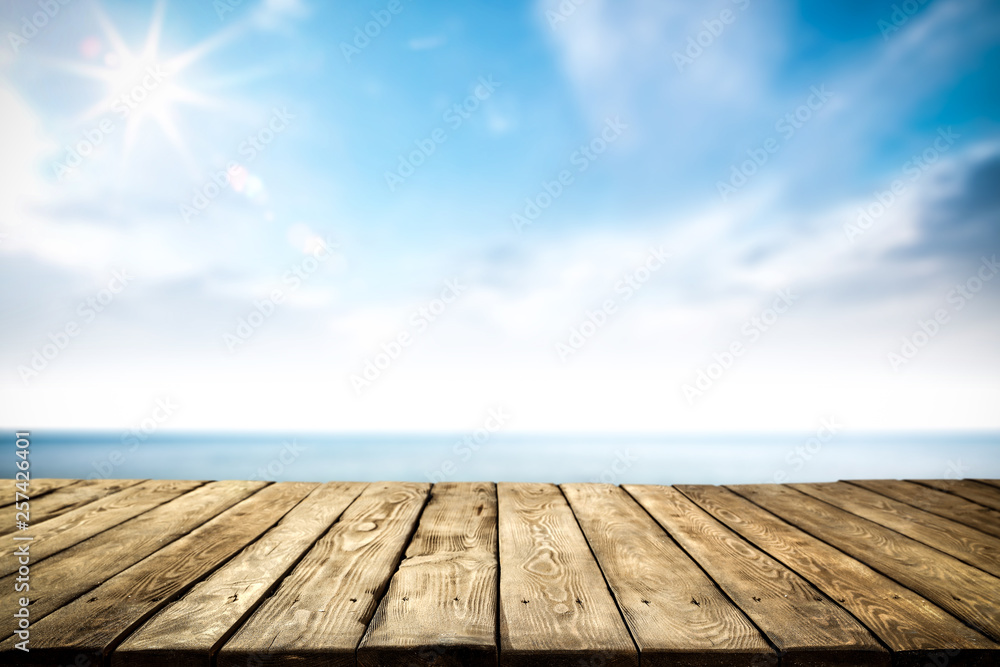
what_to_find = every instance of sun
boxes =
[53,0,237,162]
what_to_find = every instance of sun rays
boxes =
[45,0,241,167]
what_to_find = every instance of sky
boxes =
[1,0,998,434]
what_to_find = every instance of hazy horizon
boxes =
[4,430,996,484]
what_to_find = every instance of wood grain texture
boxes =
[2,483,308,659]
[847,479,1000,539]
[112,482,365,667]
[0,478,144,536]
[0,480,265,638]
[729,484,1000,642]
[216,482,430,667]
[497,483,637,667]
[563,483,773,667]
[0,478,78,507]
[0,483,315,666]
[2,478,996,664]
[790,481,1000,577]
[911,480,1000,512]
[679,484,998,667]
[624,484,887,667]
[975,479,1000,489]
[0,479,203,578]
[358,482,499,667]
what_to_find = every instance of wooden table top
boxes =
[2,478,999,666]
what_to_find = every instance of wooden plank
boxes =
[112,482,365,667]
[0,479,203,578]
[728,484,1000,642]
[975,479,1000,490]
[358,482,499,667]
[0,480,265,637]
[848,479,1000,539]
[216,482,430,667]
[497,483,637,667]
[0,478,144,535]
[0,478,78,507]
[911,480,1000,512]
[791,481,1000,578]
[679,484,999,666]
[624,484,887,667]
[0,482,316,666]
[562,483,773,667]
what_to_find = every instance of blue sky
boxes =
[1,0,998,433]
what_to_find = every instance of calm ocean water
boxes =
[5,431,999,484]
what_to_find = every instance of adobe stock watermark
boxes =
[384,75,501,192]
[589,449,639,484]
[224,236,339,352]
[17,269,133,385]
[89,397,179,479]
[944,459,968,480]
[53,64,170,180]
[768,417,842,483]
[717,85,833,201]
[888,255,997,371]
[213,0,245,21]
[555,245,672,363]
[878,0,932,40]
[6,0,74,55]
[179,107,295,223]
[511,116,628,233]
[682,288,798,404]
[544,0,590,29]
[673,0,751,72]
[247,439,305,481]
[843,127,959,243]
[351,278,467,395]
[340,0,413,63]
[425,407,511,483]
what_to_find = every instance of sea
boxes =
[5,431,998,484]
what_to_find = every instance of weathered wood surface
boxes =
[729,483,1000,642]
[1,483,315,666]
[626,484,888,667]
[0,480,264,637]
[114,482,366,667]
[0,479,203,578]
[216,482,430,667]
[563,483,772,667]
[358,482,499,667]
[0,478,78,507]
[790,481,1000,577]
[679,484,998,666]
[1,478,998,666]
[848,479,1000,538]
[0,478,143,536]
[497,483,637,667]
[911,479,1000,512]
